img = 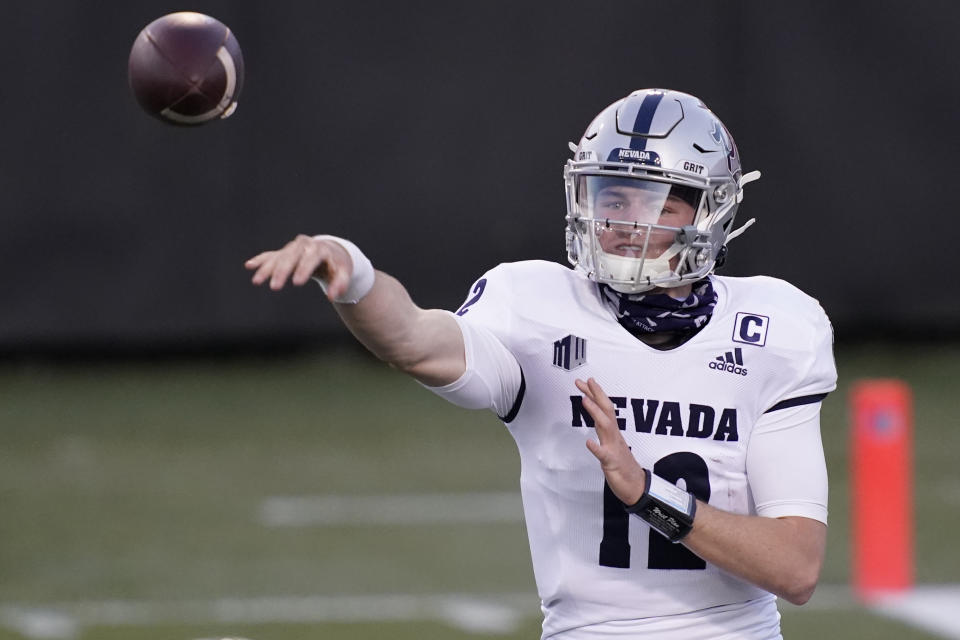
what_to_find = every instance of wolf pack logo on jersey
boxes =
[709,347,747,376]
[553,334,586,371]
[608,148,662,166]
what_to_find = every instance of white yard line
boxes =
[4,586,960,639]
[259,491,524,526]
[870,585,960,639]
[0,593,538,639]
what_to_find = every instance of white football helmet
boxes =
[564,89,761,293]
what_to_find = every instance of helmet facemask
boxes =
[566,172,724,293]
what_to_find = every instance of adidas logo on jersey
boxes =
[708,348,748,376]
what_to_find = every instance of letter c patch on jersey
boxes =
[733,312,769,347]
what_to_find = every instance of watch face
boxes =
[628,471,696,542]
[646,473,695,515]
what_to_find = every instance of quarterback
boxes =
[246,89,836,639]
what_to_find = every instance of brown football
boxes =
[128,12,244,125]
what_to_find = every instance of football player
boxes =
[246,89,836,640]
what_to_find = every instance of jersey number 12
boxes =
[599,451,711,570]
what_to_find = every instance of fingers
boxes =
[245,251,279,287]
[325,264,352,300]
[244,252,271,270]
[247,252,278,286]
[585,436,604,461]
[291,241,327,287]
[576,377,627,456]
[245,235,349,294]
[302,239,352,299]
[576,377,647,505]
[266,236,310,290]
[575,377,619,441]
[586,377,617,413]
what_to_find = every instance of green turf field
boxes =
[1,341,957,639]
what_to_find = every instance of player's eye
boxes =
[598,199,624,210]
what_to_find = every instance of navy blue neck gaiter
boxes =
[599,278,718,336]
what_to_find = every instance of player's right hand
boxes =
[244,234,352,299]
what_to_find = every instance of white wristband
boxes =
[310,235,375,304]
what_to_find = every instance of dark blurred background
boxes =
[1,0,956,355]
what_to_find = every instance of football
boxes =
[128,12,244,125]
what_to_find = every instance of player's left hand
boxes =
[576,377,647,506]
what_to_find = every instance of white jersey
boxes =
[428,260,836,640]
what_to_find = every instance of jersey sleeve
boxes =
[420,268,524,421]
[766,303,838,412]
[746,402,828,523]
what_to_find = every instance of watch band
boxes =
[624,468,697,543]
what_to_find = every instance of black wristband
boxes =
[624,469,697,543]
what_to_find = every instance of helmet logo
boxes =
[710,120,732,155]
[710,119,739,173]
[608,148,662,166]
